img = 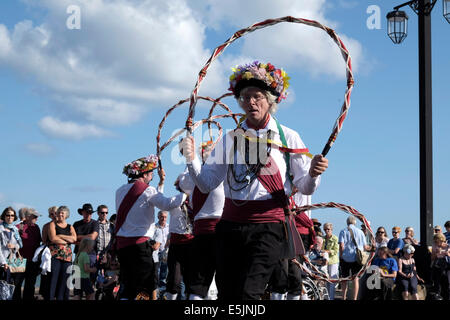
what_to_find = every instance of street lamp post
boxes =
[386,0,448,246]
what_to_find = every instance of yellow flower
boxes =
[242,71,253,80]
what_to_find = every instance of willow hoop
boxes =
[186,16,354,156]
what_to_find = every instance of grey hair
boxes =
[18,207,28,220]
[346,216,357,226]
[57,206,70,219]
[238,87,279,115]
[323,223,333,230]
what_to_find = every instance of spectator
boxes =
[387,226,404,260]
[0,207,23,295]
[14,208,42,300]
[311,218,323,237]
[308,236,328,275]
[322,222,339,300]
[74,203,99,255]
[96,253,120,301]
[17,208,28,224]
[434,225,442,235]
[150,221,164,300]
[73,238,97,300]
[369,247,398,300]
[444,221,450,244]
[338,216,370,300]
[48,206,77,300]
[361,224,373,248]
[109,214,117,225]
[397,244,424,300]
[430,233,450,299]
[96,205,113,269]
[375,227,389,251]
[39,206,58,300]
[403,226,419,247]
[155,211,169,289]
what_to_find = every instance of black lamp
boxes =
[444,0,450,23]
[387,10,409,44]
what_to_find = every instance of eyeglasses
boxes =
[238,94,266,103]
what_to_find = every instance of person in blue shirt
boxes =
[444,221,450,244]
[387,226,404,259]
[369,246,398,300]
[338,216,371,300]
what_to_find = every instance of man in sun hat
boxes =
[115,154,187,300]
[181,61,329,300]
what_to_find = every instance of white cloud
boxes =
[38,116,114,140]
[193,0,364,79]
[0,0,366,139]
[24,142,55,156]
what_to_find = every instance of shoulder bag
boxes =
[7,250,27,273]
[348,227,369,266]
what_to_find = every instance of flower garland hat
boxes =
[123,154,159,178]
[229,61,290,103]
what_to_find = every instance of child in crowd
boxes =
[96,253,120,301]
[73,238,97,300]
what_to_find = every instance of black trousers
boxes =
[268,257,303,295]
[117,241,154,300]
[12,260,41,300]
[166,242,193,295]
[187,233,217,298]
[215,220,285,300]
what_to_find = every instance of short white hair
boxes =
[346,216,356,225]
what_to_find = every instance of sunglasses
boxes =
[324,228,331,231]
[377,231,385,234]
[4,214,15,217]
[392,231,399,234]
[434,229,440,232]
[99,212,108,214]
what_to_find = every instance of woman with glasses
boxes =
[375,227,389,251]
[387,227,404,260]
[402,227,419,247]
[0,207,23,295]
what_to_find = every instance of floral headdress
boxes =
[229,61,290,103]
[122,154,159,177]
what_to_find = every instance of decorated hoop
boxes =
[186,16,354,156]
[292,202,375,283]
[156,94,243,186]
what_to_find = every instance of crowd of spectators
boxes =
[0,204,449,301]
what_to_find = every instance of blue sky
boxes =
[0,0,448,241]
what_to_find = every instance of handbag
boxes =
[349,227,369,266]
[0,280,15,300]
[7,250,27,273]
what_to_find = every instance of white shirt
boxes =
[292,193,312,218]
[115,183,186,238]
[177,168,224,221]
[187,116,320,202]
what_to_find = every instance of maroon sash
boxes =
[256,156,305,258]
[192,186,209,218]
[114,180,149,237]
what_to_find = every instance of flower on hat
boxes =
[123,154,159,177]
[229,61,290,103]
